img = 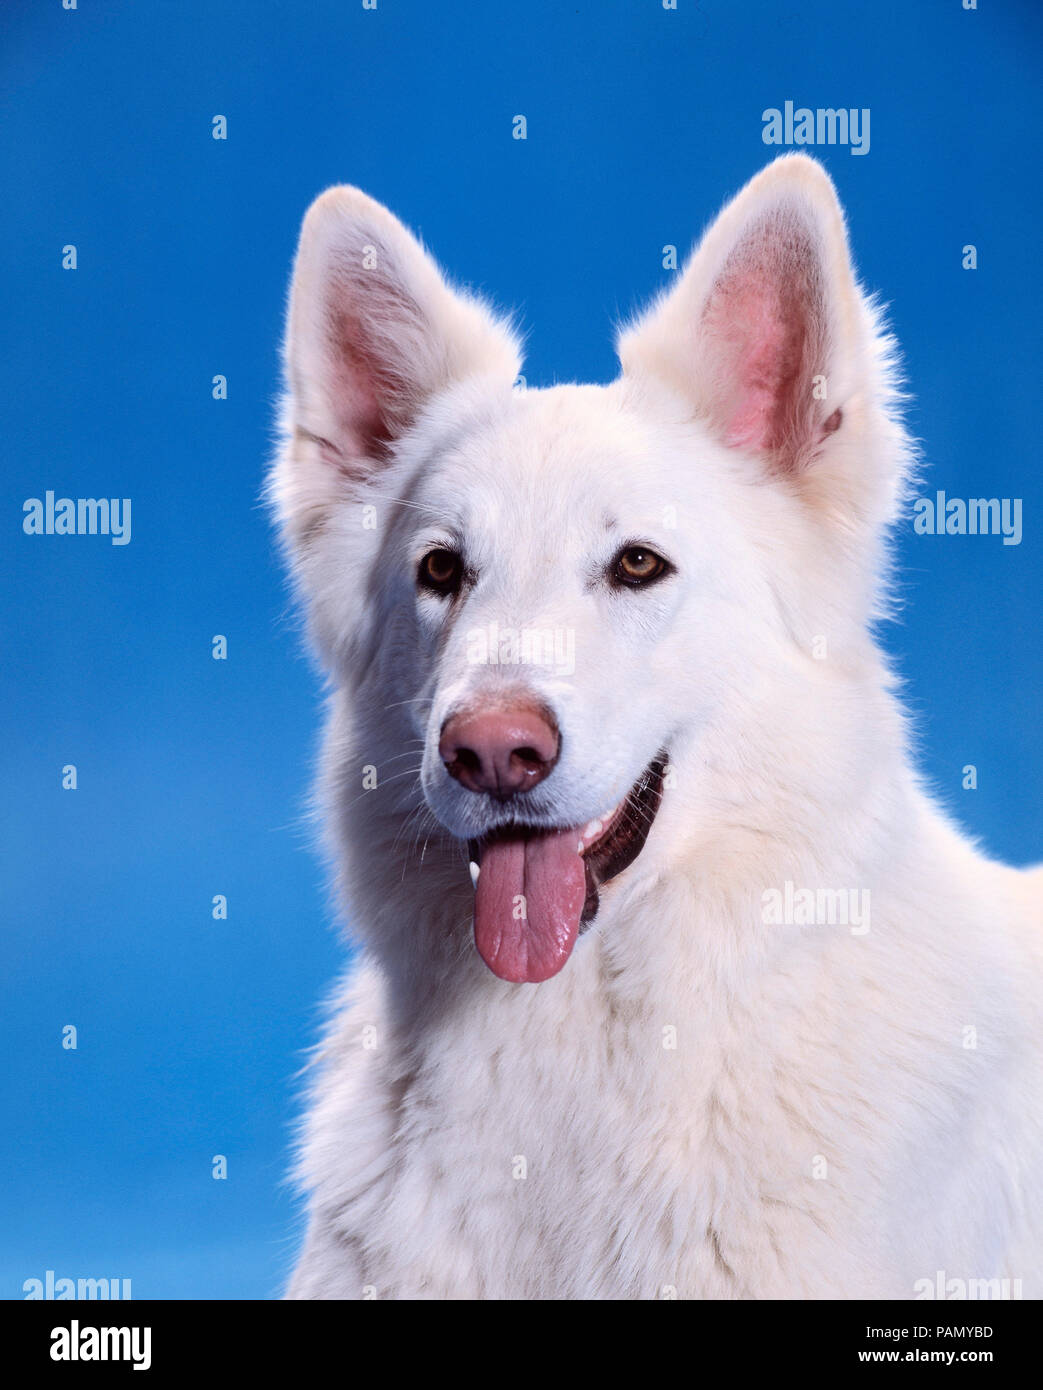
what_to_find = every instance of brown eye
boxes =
[418,548,463,595]
[612,545,670,588]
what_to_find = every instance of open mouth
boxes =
[466,754,668,984]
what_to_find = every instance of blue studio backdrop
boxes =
[2,0,1040,1298]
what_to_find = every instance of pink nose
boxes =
[439,702,560,799]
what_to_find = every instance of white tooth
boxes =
[577,841,585,854]
[583,819,603,842]
[469,861,480,888]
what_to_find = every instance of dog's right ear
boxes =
[274,187,520,531]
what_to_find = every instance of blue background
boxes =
[2,0,1039,1299]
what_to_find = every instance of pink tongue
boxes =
[473,827,587,983]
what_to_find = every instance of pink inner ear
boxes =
[314,243,427,471]
[327,306,399,466]
[718,281,803,453]
[700,219,823,470]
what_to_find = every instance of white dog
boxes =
[271,155,1042,1299]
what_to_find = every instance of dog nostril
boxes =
[513,746,543,765]
[452,747,483,775]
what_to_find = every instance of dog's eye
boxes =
[611,546,671,588]
[418,548,464,596]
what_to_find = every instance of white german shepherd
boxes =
[272,155,1042,1299]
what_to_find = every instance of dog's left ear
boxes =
[618,155,902,516]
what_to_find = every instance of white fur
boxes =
[271,156,1043,1300]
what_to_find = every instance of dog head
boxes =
[271,155,910,983]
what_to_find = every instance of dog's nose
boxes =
[439,703,559,799]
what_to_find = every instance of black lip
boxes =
[578,754,667,928]
[466,752,668,931]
